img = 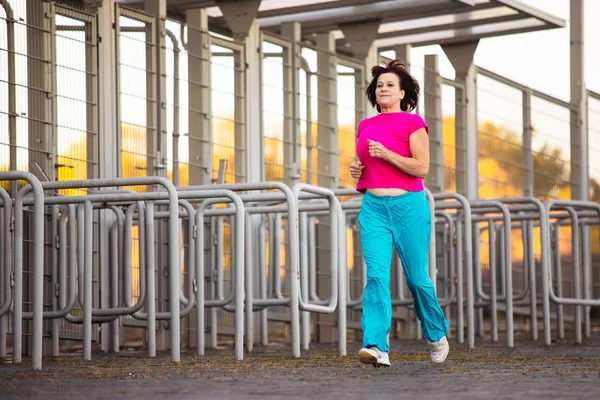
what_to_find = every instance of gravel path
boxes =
[1,335,599,400]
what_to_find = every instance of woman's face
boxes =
[376,72,404,110]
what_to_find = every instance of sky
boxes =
[409,0,599,101]
[477,0,599,99]
[477,0,600,182]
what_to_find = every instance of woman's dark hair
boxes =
[366,59,419,112]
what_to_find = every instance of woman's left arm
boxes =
[368,128,430,179]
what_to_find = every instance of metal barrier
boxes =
[546,200,600,343]
[1,172,599,371]
[1,171,45,370]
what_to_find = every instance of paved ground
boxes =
[1,334,599,400]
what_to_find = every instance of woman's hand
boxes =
[368,139,389,160]
[349,160,364,179]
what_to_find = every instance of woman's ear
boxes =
[399,89,405,100]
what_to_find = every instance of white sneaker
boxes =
[428,336,449,364]
[358,347,391,367]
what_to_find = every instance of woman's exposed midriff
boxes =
[366,188,408,197]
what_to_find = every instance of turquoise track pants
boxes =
[358,190,448,352]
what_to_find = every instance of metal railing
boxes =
[1,171,597,371]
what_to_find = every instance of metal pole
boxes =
[472,221,483,337]
[110,219,120,352]
[273,214,283,299]
[553,221,564,339]
[245,213,254,352]
[0,189,13,358]
[83,201,93,360]
[51,206,60,356]
[527,220,538,340]
[196,210,206,356]
[300,212,310,350]
[500,206,514,348]
[565,208,582,344]
[211,217,222,348]
[258,218,268,345]
[489,220,498,342]
[234,200,246,360]
[581,224,592,338]
[337,203,347,356]
[146,203,156,357]
[456,220,464,344]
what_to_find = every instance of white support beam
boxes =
[281,22,302,184]
[424,54,443,193]
[186,8,211,185]
[570,0,590,342]
[97,0,118,353]
[215,0,261,42]
[522,88,533,197]
[570,0,588,201]
[338,18,381,59]
[394,44,412,67]
[443,40,479,200]
[364,44,379,118]
[233,48,245,182]
[245,21,262,183]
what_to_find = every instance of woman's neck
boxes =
[380,105,402,114]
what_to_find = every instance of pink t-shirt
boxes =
[355,112,429,193]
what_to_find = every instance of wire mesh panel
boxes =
[441,84,458,192]
[116,7,156,192]
[0,1,101,344]
[211,36,245,184]
[530,96,575,316]
[337,62,358,189]
[530,96,572,201]
[588,95,600,301]
[164,19,190,187]
[475,74,528,297]
[262,36,287,183]
[0,0,50,191]
[590,97,600,191]
[476,74,524,199]
[54,6,98,196]
[407,61,429,127]
[0,0,20,179]
[299,47,318,185]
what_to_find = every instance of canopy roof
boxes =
[117,0,565,53]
